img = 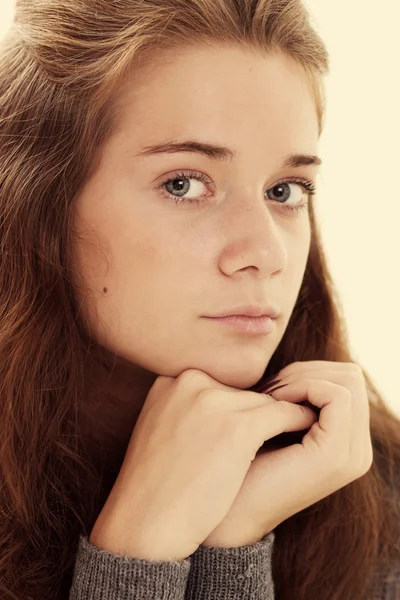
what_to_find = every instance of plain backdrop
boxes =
[1,1,399,416]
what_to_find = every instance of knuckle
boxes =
[195,388,229,415]
[195,387,214,409]
[178,368,211,389]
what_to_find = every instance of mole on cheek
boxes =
[103,287,108,294]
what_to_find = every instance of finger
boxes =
[208,389,279,413]
[267,378,353,454]
[248,401,319,450]
[263,363,343,394]
[263,363,363,406]
[275,360,361,380]
[262,362,340,394]
[267,371,369,456]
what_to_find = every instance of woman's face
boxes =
[73,45,321,390]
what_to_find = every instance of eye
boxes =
[266,181,308,205]
[265,179,316,214]
[158,170,212,206]
[157,170,316,212]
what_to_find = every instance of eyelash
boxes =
[158,170,316,214]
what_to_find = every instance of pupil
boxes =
[174,179,185,191]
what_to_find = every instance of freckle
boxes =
[103,287,108,294]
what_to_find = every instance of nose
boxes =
[218,197,287,279]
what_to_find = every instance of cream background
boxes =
[1,1,399,416]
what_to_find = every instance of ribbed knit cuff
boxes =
[185,530,276,600]
[68,534,191,600]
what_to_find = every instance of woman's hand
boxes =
[89,368,317,562]
[202,360,374,549]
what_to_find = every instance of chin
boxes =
[201,363,268,390]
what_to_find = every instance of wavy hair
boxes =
[0,1,399,598]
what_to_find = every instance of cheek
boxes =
[119,232,191,283]
[102,225,199,324]
[276,218,310,279]
[284,230,311,301]
[290,235,310,274]
[288,218,311,266]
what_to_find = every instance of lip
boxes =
[204,315,275,335]
[206,304,280,319]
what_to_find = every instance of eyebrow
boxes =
[136,139,322,169]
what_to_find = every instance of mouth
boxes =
[205,303,280,319]
[203,315,276,335]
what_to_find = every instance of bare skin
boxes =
[72,43,321,477]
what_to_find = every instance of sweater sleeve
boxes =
[68,534,191,600]
[184,530,276,600]
[68,531,276,600]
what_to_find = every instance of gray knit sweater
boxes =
[68,528,400,599]
[68,531,275,599]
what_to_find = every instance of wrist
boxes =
[90,517,191,562]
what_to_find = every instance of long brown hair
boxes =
[1,1,399,599]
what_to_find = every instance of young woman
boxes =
[1,1,399,599]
